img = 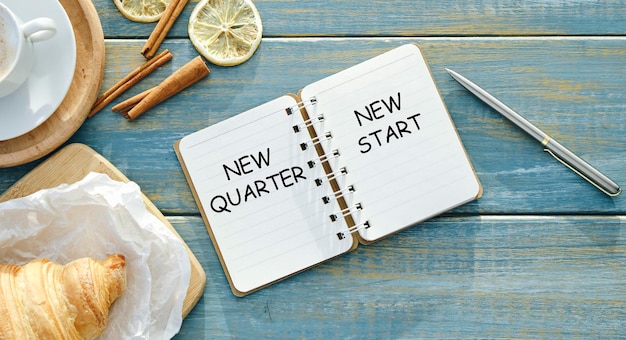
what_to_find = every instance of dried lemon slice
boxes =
[188,0,263,66]
[113,0,172,23]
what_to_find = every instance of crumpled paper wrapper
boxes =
[0,172,191,339]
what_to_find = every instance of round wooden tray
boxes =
[0,0,104,168]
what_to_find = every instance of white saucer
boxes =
[0,0,76,141]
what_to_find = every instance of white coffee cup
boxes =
[0,3,56,98]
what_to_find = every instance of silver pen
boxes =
[446,68,621,197]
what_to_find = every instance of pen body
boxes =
[446,68,621,197]
[543,138,621,196]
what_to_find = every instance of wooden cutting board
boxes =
[0,143,205,318]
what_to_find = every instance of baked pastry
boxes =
[0,254,127,339]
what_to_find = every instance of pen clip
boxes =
[543,148,622,197]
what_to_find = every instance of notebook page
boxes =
[300,44,481,242]
[178,95,354,294]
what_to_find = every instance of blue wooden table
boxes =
[1,1,625,338]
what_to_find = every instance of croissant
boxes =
[0,254,127,340]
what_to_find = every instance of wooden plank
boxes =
[93,0,626,38]
[0,38,624,213]
[1,1,623,338]
[170,214,626,339]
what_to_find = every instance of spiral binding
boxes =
[314,166,347,186]
[300,131,332,151]
[292,114,325,133]
[292,96,369,241]
[329,203,362,222]
[322,184,354,204]
[336,221,371,240]
[330,202,372,240]
[307,149,340,169]
[285,96,317,116]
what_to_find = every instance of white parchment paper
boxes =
[0,172,191,339]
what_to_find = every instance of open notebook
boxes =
[175,44,482,296]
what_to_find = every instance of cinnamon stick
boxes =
[89,49,173,117]
[110,88,153,117]
[113,56,210,121]
[141,0,189,59]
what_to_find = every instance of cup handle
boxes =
[22,17,57,43]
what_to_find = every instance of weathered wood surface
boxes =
[1,0,625,338]
[170,215,626,338]
[92,0,626,37]
[4,38,622,214]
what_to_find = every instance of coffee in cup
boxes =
[0,3,56,98]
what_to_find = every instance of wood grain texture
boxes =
[1,0,625,338]
[169,215,626,339]
[3,38,622,214]
[90,0,626,38]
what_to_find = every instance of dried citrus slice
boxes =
[113,0,172,23]
[188,0,263,66]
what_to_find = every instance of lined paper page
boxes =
[179,95,354,294]
[300,44,481,242]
